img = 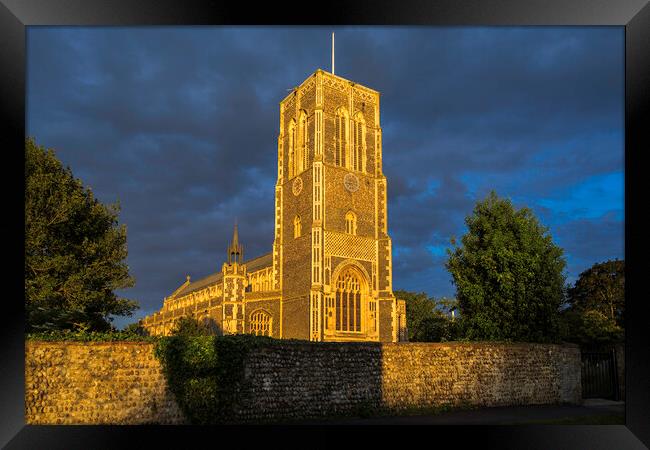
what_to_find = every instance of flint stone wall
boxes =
[25,341,185,425]
[380,342,581,411]
[25,340,581,424]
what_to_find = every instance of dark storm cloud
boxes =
[27,27,624,325]
[554,211,624,284]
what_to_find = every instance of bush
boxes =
[154,334,276,424]
[559,308,623,345]
[171,316,215,337]
[26,329,158,342]
[417,316,465,342]
[396,290,462,342]
[122,322,149,336]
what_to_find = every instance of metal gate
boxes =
[581,349,619,400]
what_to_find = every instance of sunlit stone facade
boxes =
[142,69,407,342]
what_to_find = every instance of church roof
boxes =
[245,252,273,273]
[172,252,273,298]
[175,272,223,298]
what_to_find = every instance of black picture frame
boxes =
[2,1,648,448]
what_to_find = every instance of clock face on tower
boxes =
[343,173,360,193]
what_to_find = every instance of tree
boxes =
[395,290,461,342]
[567,259,624,327]
[559,309,623,346]
[171,317,214,337]
[122,321,149,336]
[445,190,566,342]
[25,138,138,332]
[560,259,624,345]
[396,290,435,341]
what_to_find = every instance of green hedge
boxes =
[154,334,277,424]
[26,330,159,342]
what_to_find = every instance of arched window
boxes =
[250,310,272,336]
[294,215,302,238]
[335,268,363,332]
[351,112,366,172]
[334,107,349,168]
[288,119,296,178]
[345,211,357,235]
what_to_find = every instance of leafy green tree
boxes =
[436,296,459,317]
[395,290,462,342]
[559,309,623,346]
[25,138,138,332]
[559,259,624,345]
[396,290,435,341]
[417,315,460,342]
[446,190,566,342]
[567,259,624,326]
[171,316,214,337]
[122,321,149,336]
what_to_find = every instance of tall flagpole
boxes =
[331,32,335,75]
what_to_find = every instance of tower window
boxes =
[288,119,296,178]
[294,215,302,238]
[289,110,308,178]
[345,211,357,235]
[335,268,363,332]
[351,112,366,172]
[335,107,349,168]
[298,110,308,173]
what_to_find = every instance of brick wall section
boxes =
[25,341,185,425]
[25,340,581,424]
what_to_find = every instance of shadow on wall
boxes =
[154,338,582,425]
[117,387,187,425]
[154,335,384,424]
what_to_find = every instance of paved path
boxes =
[292,399,625,425]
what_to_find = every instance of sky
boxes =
[26,26,624,329]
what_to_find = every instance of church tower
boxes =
[273,69,402,342]
[222,222,246,334]
[141,67,407,342]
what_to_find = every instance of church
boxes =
[141,68,407,342]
